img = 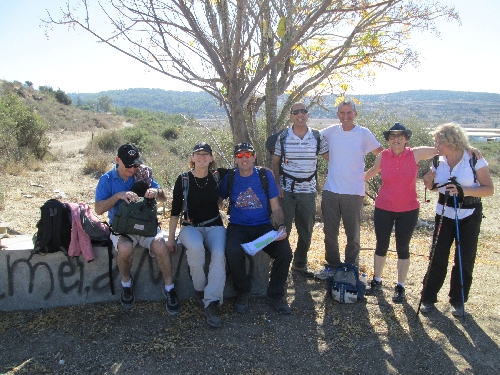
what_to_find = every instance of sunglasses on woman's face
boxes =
[291,108,309,115]
[236,152,254,158]
[125,164,140,169]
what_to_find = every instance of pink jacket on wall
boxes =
[66,202,96,262]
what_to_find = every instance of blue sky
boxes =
[1,0,499,95]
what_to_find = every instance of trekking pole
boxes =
[416,191,449,318]
[453,193,466,320]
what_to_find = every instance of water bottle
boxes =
[360,273,367,285]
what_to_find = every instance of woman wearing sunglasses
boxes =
[364,123,441,303]
[166,142,229,328]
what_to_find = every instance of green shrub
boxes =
[55,89,72,105]
[94,130,123,153]
[161,126,180,140]
[0,94,50,164]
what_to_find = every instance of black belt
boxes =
[182,214,220,227]
[281,171,316,192]
[438,193,481,207]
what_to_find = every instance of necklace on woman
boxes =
[191,171,208,188]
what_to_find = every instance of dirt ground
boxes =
[1,131,499,374]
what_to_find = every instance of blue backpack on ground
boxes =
[327,263,366,303]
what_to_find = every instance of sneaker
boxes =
[120,274,135,308]
[234,292,251,314]
[203,301,222,328]
[419,302,435,314]
[392,284,406,303]
[267,296,291,315]
[365,279,383,296]
[451,303,466,317]
[315,268,331,280]
[163,288,180,315]
[291,265,315,278]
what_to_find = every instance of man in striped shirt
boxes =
[272,103,329,277]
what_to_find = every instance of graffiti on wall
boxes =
[0,250,164,301]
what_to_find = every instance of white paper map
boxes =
[241,230,282,256]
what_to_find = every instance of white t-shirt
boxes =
[322,124,380,196]
[433,151,488,219]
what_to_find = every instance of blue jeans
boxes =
[321,191,364,267]
[225,223,292,298]
[178,225,226,307]
[280,190,317,268]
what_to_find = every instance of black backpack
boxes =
[32,199,72,256]
[226,168,271,217]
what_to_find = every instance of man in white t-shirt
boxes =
[316,100,382,279]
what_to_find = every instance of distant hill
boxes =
[69,88,500,126]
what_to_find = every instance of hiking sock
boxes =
[121,280,132,288]
[165,284,175,292]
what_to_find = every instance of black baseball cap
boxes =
[233,142,255,156]
[117,143,143,166]
[192,142,213,155]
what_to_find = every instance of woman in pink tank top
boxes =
[364,123,437,303]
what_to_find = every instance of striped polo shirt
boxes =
[274,127,329,193]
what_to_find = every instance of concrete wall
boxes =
[0,240,271,311]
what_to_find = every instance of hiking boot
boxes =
[120,274,135,308]
[392,284,406,303]
[163,288,180,315]
[315,268,332,280]
[451,302,466,317]
[234,292,251,314]
[291,265,315,278]
[196,290,205,307]
[267,296,291,315]
[365,279,383,296]
[420,302,435,314]
[203,301,222,328]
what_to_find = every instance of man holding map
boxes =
[219,142,292,315]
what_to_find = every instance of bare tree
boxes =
[44,0,458,143]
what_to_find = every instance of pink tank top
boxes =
[375,147,420,212]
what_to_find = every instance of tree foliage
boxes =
[45,0,458,144]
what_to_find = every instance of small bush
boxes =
[55,89,72,105]
[0,94,50,163]
[84,153,113,177]
[94,131,123,153]
[161,126,180,140]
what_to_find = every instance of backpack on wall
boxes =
[32,199,72,256]
[327,263,366,303]
[79,202,110,242]
[112,197,158,237]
